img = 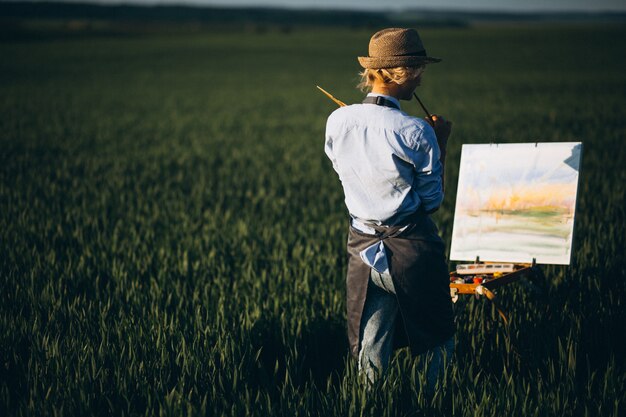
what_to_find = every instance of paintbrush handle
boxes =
[413,93,434,124]
[317,85,347,107]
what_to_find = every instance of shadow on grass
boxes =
[248,314,350,389]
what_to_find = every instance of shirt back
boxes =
[324,95,443,226]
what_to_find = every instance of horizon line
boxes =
[3,0,626,15]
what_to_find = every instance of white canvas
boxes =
[449,142,582,265]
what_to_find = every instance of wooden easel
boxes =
[449,258,542,324]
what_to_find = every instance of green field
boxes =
[1,24,625,416]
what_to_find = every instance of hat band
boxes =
[395,50,427,57]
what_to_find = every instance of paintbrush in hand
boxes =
[413,92,435,126]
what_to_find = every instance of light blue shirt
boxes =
[324,93,444,274]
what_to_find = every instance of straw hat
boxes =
[358,28,442,69]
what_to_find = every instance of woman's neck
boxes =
[371,85,401,100]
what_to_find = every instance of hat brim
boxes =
[357,55,442,69]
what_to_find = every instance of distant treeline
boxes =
[0,1,462,29]
[0,1,624,36]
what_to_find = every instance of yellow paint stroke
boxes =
[461,182,577,212]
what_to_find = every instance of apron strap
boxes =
[362,96,400,110]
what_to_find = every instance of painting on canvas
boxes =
[449,142,582,265]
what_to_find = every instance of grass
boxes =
[1,23,625,416]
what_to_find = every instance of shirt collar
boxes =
[366,93,401,110]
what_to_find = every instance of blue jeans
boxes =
[358,268,454,391]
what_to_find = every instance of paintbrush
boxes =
[317,86,434,126]
[316,86,346,107]
[413,92,435,125]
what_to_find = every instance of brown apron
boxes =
[346,212,455,357]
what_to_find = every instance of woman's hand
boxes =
[427,114,452,154]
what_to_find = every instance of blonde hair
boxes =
[357,66,425,92]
